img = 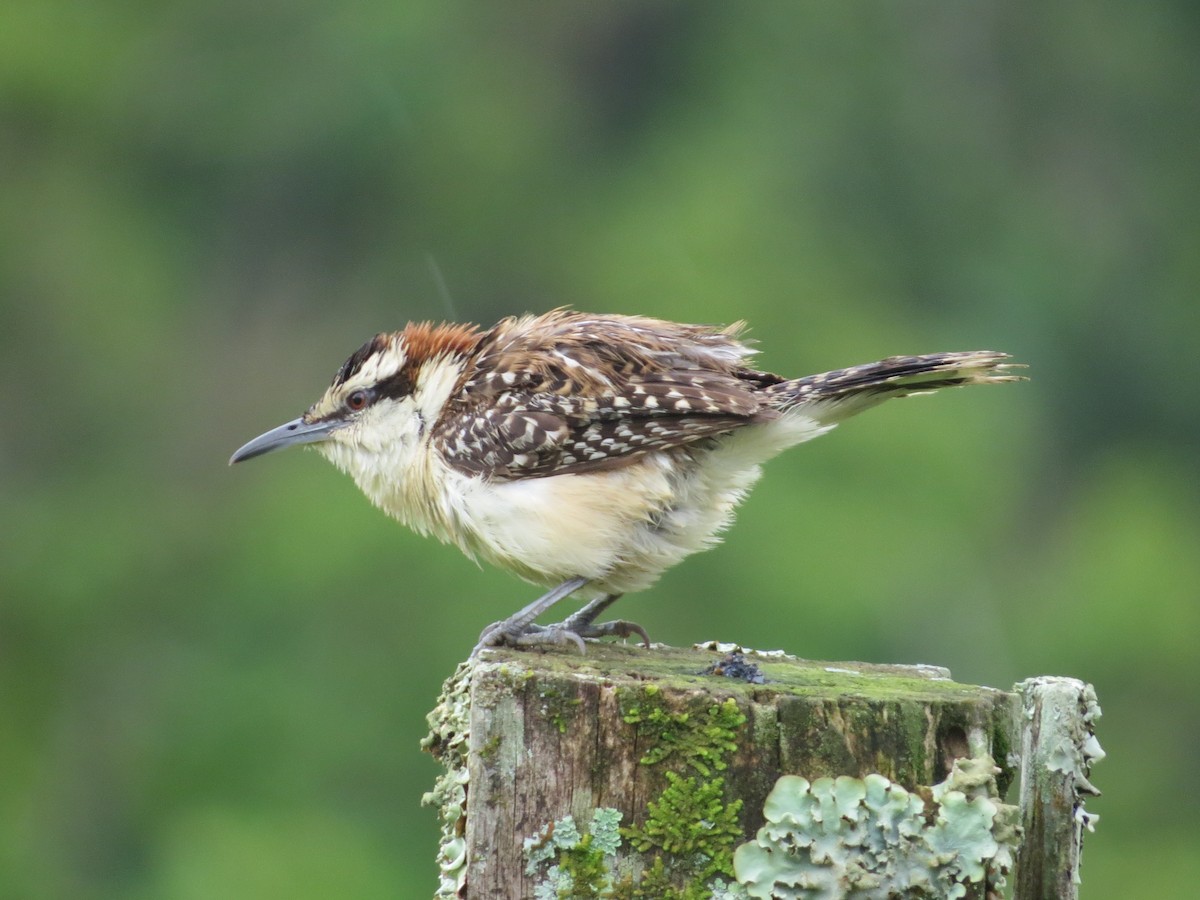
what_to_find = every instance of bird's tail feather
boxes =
[770,351,1024,421]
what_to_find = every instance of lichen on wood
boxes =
[420,661,474,897]
[733,756,1020,898]
[422,642,1019,898]
[1013,677,1104,900]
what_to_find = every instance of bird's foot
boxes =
[472,615,651,657]
[474,620,587,655]
[471,585,650,657]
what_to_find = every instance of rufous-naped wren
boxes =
[231,309,1022,653]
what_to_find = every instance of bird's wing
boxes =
[433,311,780,479]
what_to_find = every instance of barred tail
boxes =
[770,351,1024,421]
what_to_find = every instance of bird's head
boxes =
[229,323,479,467]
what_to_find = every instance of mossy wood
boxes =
[424,643,1022,899]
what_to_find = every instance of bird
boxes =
[230,309,1022,655]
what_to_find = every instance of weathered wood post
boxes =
[423,643,1102,899]
[1012,677,1105,899]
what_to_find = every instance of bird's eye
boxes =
[346,389,370,411]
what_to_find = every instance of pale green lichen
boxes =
[420,661,474,898]
[1015,677,1104,886]
[525,808,625,898]
[525,815,582,875]
[1077,702,1105,843]
[590,807,625,855]
[733,756,1019,899]
[707,878,752,899]
[1034,680,1104,801]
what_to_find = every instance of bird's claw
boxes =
[473,621,586,656]
[472,618,651,657]
[563,617,651,649]
[510,625,588,654]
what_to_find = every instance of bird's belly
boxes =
[439,444,770,593]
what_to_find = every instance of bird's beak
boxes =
[229,417,340,465]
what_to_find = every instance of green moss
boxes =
[557,834,610,899]
[617,688,749,895]
[527,687,750,898]
[536,682,584,734]
[481,643,1003,706]
[899,701,930,784]
[610,862,749,899]
[990,720,1014,796]
[623,772,743,881]
[610,854,726,900]
[621,690,745,777]
[478,734,503,760]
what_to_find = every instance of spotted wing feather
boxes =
[433,311,777,479]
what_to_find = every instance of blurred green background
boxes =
[2,2,1196,897]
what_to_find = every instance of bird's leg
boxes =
[472,585,651,656]
[473,577,590,656]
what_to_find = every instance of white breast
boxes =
[416,408,836,593]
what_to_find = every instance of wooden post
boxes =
[422,642,1082,899]
[1013,677,1105,900]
